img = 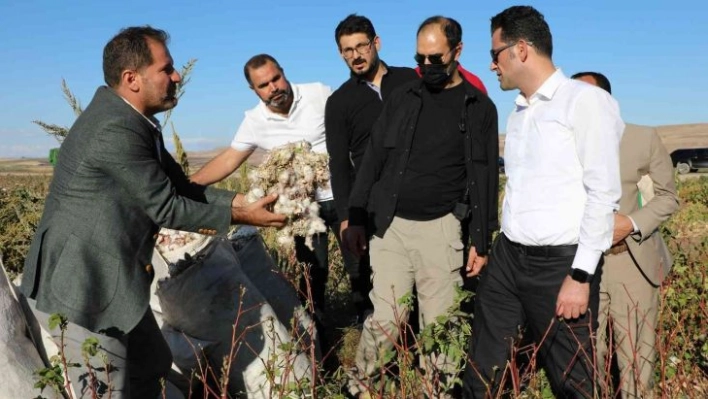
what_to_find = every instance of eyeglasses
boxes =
[342,40,373,59]
[490,42,517,64]
[489,41,533,63]
[414,48,454,65]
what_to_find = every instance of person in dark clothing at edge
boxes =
[325,14,419,323]
[343,16,499,397]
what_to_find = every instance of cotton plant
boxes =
[245,141,330,253]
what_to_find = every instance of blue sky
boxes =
[1,0,706,158]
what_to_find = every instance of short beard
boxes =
[350,55,380,81]
[265,85,293,111]
[145,96,178,117]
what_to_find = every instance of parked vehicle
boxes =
[498,156,505,174]
[670,148,708,174]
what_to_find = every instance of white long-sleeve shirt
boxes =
[502,69,624,275]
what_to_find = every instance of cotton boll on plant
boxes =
[244,140,330,257]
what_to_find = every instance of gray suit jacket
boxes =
[21,87,234,334]
[619,124,679,286]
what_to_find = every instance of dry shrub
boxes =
[656,176,708,396]
[4,164,707,396]
[0,174,50,278]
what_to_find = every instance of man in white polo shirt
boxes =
[191,54,341,341]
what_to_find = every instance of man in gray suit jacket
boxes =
[573,72,679,398]
[21,26,285,398]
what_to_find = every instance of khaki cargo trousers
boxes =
[349,213,464,394]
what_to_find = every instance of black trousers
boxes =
[127,309,174,398]
[463,233,601,399]
[295,199,373,319]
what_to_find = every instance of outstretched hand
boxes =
[231,193,287,228]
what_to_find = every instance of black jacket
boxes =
[348,79,499,255]
[325,65,419,221]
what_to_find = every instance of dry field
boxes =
[0,158,54,175]
[0,124,706,397]
[1,172,706,398]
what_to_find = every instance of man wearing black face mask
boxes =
[344,16,499,397]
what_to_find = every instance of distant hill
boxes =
[655,123,708,153]
[187,147,266,170]
[0,158,53,175]
[2,123,706,175]
[0,147,267,176]
[498,123,708,156]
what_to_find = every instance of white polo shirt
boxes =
[231,82,333,201]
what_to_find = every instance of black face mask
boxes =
[420,61,457,90]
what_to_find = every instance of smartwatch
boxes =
[569,268,593,283]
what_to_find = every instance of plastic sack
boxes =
[155,227,318,398]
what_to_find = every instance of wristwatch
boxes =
[569,268,593,283]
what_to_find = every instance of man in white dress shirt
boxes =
[462,6,624,398]
[191,55,342,349]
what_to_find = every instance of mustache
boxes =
[266,88,291,106]
[352,58,366,65]
[162,84,178,100]
[268,89,287,100]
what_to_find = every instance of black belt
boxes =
[504,234,578,257]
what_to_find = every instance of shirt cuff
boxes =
[231,141,256,152]
[570,244,603,275]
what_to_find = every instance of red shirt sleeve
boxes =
[457,65,487,95]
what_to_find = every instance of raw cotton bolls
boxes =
[244,141,330,255]
[155,228,212,270]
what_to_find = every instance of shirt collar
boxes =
[119,96,162,131]
[354,61,389,84]
[260,83,302,120]
[514,68,566,107]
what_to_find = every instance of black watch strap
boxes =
[569,268,593,283]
